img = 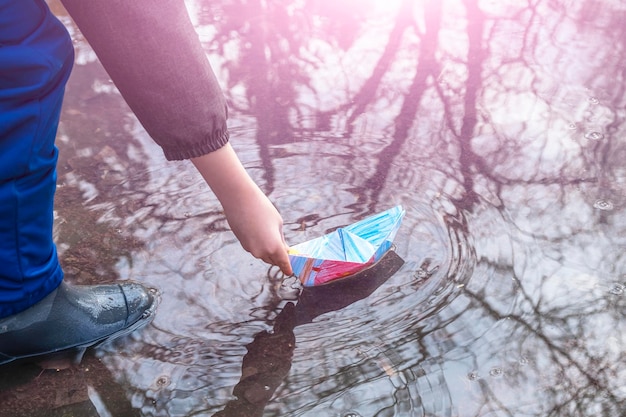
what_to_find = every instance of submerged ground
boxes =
[2,0,625,416]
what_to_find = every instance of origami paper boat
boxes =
[289,205,405,286]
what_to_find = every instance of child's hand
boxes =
[222,185,293,276]
[191,144,293,276]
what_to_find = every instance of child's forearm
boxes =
[191,144,258,211]
[191,144,293,275]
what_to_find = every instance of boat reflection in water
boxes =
[215,249,405,417]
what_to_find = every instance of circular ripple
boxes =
[593,199,614,211]
[584,131,605,141]
[609,283,624,295]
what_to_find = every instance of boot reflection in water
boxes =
[0,0,159,366]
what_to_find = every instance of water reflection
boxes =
[3,0,625,415]
[214,250,405,417]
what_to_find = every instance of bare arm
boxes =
[191,145,292,275]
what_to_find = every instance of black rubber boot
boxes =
[0,281,158,366]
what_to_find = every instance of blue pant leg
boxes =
[0,0,74,317]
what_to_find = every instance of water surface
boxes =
[2,0,625,416]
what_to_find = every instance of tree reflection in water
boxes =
[7,0,624,416]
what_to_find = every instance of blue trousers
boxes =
[0,0,74,317]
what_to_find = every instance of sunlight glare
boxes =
[369,0,405,13]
